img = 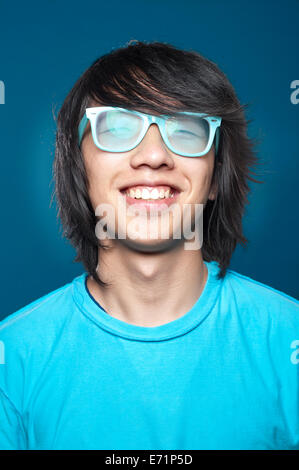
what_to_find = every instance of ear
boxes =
[208,185,217,201]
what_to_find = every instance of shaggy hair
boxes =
[53,40,261,286]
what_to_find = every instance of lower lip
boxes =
[120,191,179,209]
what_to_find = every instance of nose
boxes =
[129,123,175,170]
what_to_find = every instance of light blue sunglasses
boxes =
[78,106,221,157]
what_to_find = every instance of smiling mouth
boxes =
[120,185,179,206]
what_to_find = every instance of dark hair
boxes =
[53,40,262,286]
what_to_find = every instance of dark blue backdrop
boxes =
[0,0,298,320]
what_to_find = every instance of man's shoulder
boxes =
[225,267,298,304]
[222,266,299,326]
[0,273,86,341]
[0,273,86,409]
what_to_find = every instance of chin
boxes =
[119,236,183,253]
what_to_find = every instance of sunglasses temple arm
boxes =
[78,115,89,146]
[214,127,220,156]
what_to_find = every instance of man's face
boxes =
[81,111,216,252]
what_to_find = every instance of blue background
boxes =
[0,0,298,320]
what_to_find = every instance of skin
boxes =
[81,116,217,327]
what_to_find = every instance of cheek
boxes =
[88,181,106,211]
[186,159,215,197]
[84,154,111,209]
[203,171,213,190]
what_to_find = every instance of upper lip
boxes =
[119,180,181,192]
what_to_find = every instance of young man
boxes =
[0,41,298,450]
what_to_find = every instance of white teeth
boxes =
[151,188,159,199]
[135,189,142,199]
[126,187,174,199]
[141,188,150,200]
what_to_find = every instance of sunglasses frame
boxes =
[78,106,222,157]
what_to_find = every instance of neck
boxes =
[86,243,207,327]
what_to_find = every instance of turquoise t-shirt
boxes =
[0,261,298,450]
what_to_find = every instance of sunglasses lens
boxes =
[165,115,210,155]
[95,109,143,151]
[92,109,211,156]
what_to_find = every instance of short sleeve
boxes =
[0,388,27,450]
